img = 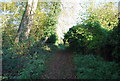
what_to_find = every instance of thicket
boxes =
[64,21,120,79]
[64,22,107,53]
[74,54,120,79]
[64,2,120,79]
[1,2,61,79]
[64,21,120,62]
[2,38,52,79]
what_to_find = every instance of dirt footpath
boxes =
[41,49,76,79]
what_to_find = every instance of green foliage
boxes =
[2,37,51,79]
[64,24,91,52]
[16,53,46,79]
[84,2,118,30]
[2,43,50,79]
[64,22,107,53]
[31,2,61,42]
[43,2,61,37]
[2,2,61,79]
[108,26,120,62]
[1,2,61,44]
[2,47,23,78]
[2,1,120,80]
[46,34,58,44]
[74,54,120,79]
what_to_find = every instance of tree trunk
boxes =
[41,37,49,45]
[118,1,120,26]
[15,0,38,43]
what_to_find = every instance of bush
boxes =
[64,22,107,53]
[74,54,120,79]
[2,48,23,78]
[15,53,46,79]
[108,26,120,62]
[2,39,51,79]
[46,34,58,44]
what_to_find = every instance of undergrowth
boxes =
[2,42,54,80]
[73,54,120,79]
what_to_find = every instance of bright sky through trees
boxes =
[0,0,119,3]
[0,0,119,39]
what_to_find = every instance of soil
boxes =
[41,49,76,79]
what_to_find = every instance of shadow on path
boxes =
[41,49,76,79]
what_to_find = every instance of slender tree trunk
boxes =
[15,0,38,43]
[118,1,120,26]
[41,37,49,45]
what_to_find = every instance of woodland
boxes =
[1,0,120,80]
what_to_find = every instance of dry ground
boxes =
[41,49,76,79]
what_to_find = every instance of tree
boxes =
[39,2,61,44]
[15,0,38,43]
[83,1,118,30]
[1,2,26,48]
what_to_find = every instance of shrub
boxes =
[2,43,31,79]
[108,26,120,62]
[64,22,107,53]
[46,34,58,44]
[74,54,120,79]
[2,38,51,79]
[16,53,46,79]
[2,48,23,78]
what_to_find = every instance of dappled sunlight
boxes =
[1,0,120,80]
[42,45,51,51]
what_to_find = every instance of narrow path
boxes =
[41,49,76,79]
